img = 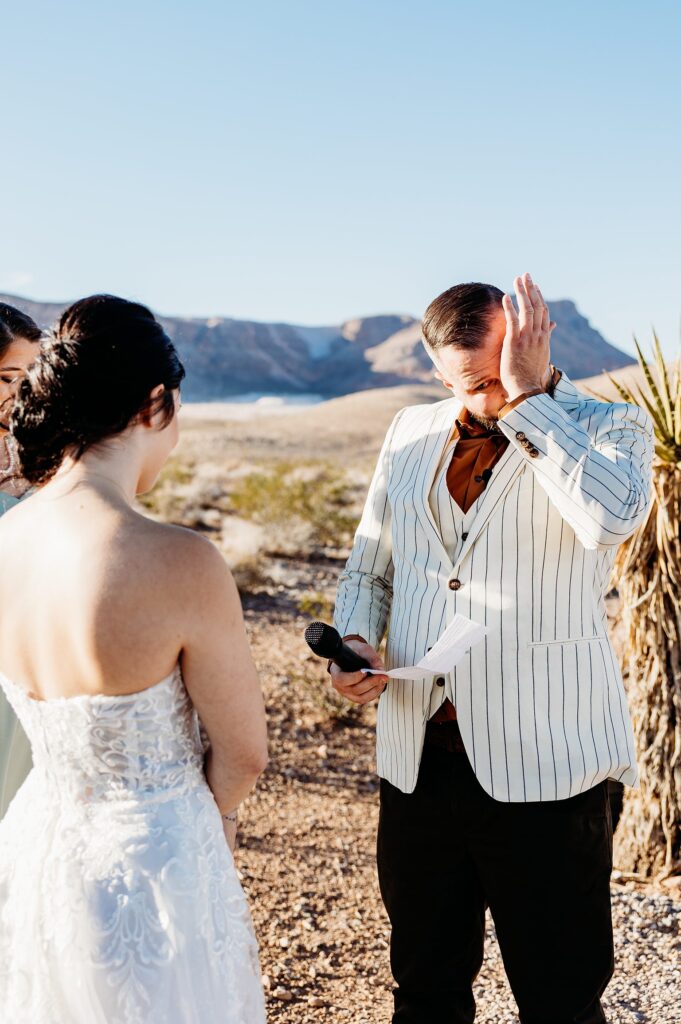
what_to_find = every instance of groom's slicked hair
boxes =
[422,282,504,352]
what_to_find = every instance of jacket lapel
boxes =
[451,442,526,573]
[412,397,461,565]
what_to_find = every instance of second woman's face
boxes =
[0,335,39,432]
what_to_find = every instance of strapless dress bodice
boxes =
[0,667,207,805]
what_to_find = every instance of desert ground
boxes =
[145,367,680,1023]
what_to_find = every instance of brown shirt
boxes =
[445,408,510,515]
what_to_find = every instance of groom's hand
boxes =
[329,639,389,705]
[500,272,556,402]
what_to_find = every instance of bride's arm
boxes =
[178,534,268,841]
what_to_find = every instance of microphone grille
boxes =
[304,621,340,658]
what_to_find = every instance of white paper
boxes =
[364,613,487,680]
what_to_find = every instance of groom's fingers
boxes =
[350,675,387,698]
[330,667,387,704]
[537,287,550,335]
[515,275,534,333]
[329,638,388,702]
[344,640,388,675]
[525,275,545,336]
[502,293,519,339]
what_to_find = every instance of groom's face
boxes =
[430,308,509,426]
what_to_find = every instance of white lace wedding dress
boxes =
[0,665,266,1024]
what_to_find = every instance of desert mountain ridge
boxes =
[1,293,635,401]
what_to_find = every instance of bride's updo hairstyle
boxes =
[11,294,185,485]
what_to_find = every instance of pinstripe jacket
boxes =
[333,371,654,798]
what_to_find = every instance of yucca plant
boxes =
[589,335,681,879]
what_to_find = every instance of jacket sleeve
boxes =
[333,408,405,648]
[498,393,654,550]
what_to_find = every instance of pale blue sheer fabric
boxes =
[0,492,33,819]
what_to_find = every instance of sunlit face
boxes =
[428,308,509,427]
[0,334,39,433]
[136,389,182,494]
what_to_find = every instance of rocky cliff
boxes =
[1,294,634,400]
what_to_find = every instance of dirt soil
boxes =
[234,555,681,1024]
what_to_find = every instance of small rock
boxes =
[272,986,292,1001]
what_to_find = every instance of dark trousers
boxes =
[377,723,615,1024]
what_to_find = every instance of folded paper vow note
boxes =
[364,613,488,680]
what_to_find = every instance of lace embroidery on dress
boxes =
[0,667,265,1024]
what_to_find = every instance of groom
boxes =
[330,274,654,1024]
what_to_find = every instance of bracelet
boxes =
[221,810,238,823]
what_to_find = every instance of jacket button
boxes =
[461,532,468,540]
[529,448,539,458]
[516,431,526,440]
[448,579,462,591]
[435,676,446,687]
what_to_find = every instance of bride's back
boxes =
[0,293,190,702]
[0,293,267,789]
[0,484,190,700]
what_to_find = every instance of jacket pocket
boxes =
[527,634,606,647]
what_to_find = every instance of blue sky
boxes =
[2,0,680,356]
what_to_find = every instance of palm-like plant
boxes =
[589,336,681,879]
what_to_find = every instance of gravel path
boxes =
[474,890,681,1024]
[234,565,680,1023]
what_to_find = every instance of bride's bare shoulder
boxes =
[131,516,235,602]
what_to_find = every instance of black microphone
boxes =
[304,621,371,672]
[474,467,493,486]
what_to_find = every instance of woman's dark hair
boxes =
[0,303,42,358]
[11,294,185,485]
[422,282,504,351]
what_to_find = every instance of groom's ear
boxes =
[434,370,455,393]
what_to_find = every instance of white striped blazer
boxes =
[333,371,654,798]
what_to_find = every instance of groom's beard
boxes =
[467,410,503,434]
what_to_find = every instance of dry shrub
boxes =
[297,591,334,621]
[229,460,357,555]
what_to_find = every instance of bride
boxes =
[0,295,268,1023]
[0,303,41,819]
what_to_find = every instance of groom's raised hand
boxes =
[329,639,388,705]
[500,272,556,403]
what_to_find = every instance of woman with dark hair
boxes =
[0,303,41,819]
[0,295,267,1023]
[0,302,41,504]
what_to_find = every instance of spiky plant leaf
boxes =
[652,331,674,434]
[633,337,671,440]
[672,359,681,446]
[631,383,672,440]
[584,374,636,406]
